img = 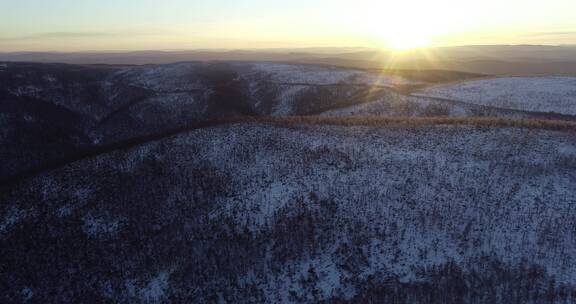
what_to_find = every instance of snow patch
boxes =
[417,77,576,115]
[118,64,205,91]
[21,287,34,302]
[82,213,123,237]
[246,63,417,87]
[0,207,33,238]
[42,74,57,83]
[125,271,171,304]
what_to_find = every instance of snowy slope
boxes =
[4,62,576,184]
[235,63,420,116]
[320,89,576,121]
[321,91,472,117]
[2,122,576,303]
[416,77,576,115]
[242,63,417,87]
[111,63,206,92]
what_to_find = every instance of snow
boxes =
[260,254,346,302]
[320,90,478,118]
[321,92,433,117]
[245,63,417,87]
[271,85,307,116]
[8,85,43,98]
[236,63,425,117]
[416,76,576,115]
[4,122,576,301]
[247,63,363,85]
[42,75,57,83]
[82,213,122,237]
[0,207,33,238]
[137,272,170,304]
[4,60,576,301]
[148,92,197,106]
[73,124,558,289]
[21,287,34,302]
[115,63,205,92]
[193,125,576,285]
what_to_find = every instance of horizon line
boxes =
[2,44,576,54]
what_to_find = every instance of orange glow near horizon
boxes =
[1,0,576,52]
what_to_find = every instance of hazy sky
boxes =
[2,0,576,51]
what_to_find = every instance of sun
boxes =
[354,19,435,50]
[385,33,430,50]
[351,1,447,51]
[371,26,433,50]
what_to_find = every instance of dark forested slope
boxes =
[2,123,576,303]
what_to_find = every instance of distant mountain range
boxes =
[3,45,576,75]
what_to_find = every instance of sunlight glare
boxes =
[378,29,431,50]
[350,0,465,50]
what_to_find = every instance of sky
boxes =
[1,0,576,51]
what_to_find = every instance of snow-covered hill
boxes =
[320,90,506,118]
[234,63,420,116]
[2,122,576,303]
[3,61,576,187]
[0,62,423,180]
[320,89,576,121]
[416,77,576,116]
[240,63,416,87]
[3,60,576,303]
